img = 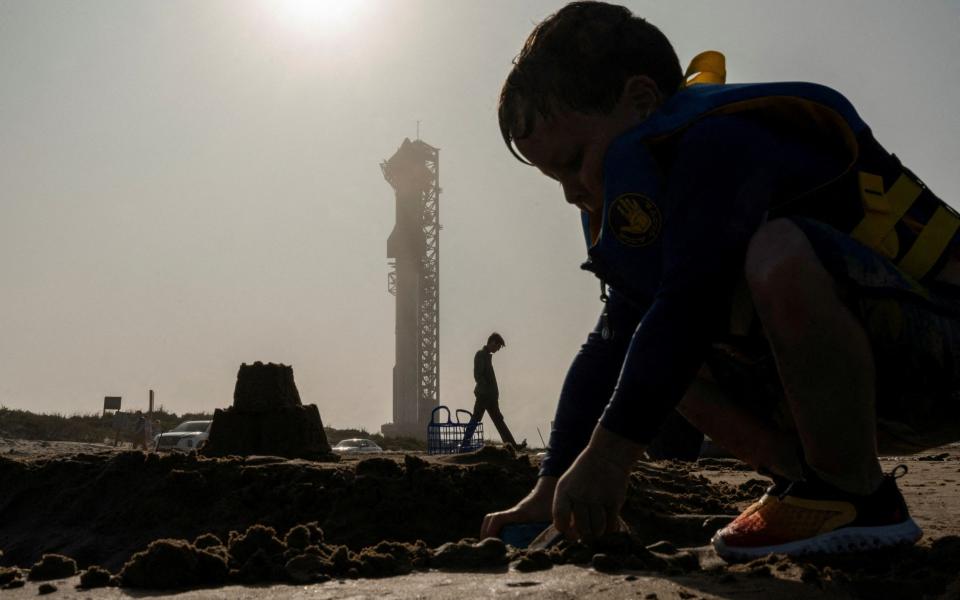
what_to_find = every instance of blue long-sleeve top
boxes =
[540,112,848,477]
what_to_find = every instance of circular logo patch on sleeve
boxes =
[609,193,662,247]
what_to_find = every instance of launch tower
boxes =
[380,138,440,439]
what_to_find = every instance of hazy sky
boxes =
[1,1,958,445]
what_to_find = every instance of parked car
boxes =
[331,438,383,454]
[154,420,212,451]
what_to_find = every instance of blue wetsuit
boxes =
[540,103,857,477]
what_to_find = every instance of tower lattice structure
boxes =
[380,138,440,438]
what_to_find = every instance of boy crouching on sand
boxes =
[481,1,960,560]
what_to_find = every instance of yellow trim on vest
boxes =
[851,172,923,258]
[683,51,726,87]
[898,206,960,280]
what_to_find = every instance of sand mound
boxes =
[434,445,527,466]
[78,565,114,588]
[2,445,960,597]
[0,566,23,587]
[28,553,76,581]
[201,362,337,460]
[431,537,508,570]
[119,539,228,589]
[0,447,537,571]
[111,524,433,588]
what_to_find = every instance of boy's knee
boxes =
[744,220,828,321]
[743,219,844,342]
[744,219,817,288]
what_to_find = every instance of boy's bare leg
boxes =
[744,219,883,495]
[676,372,804,481]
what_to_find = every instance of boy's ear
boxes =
[619,75,663,118]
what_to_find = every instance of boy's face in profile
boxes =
[515,109,621,215]
[513,77,660,216]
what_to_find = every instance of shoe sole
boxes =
[712,518,923,561]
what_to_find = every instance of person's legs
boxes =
[486,399,518,446]
[462,396,488,444]
[744,218,883,495]
[684,218,960,476]
[708,218,949,559]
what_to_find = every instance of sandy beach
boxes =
[1,439,958,598]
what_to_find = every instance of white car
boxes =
[331,438,383,454]
[154,420,212,451]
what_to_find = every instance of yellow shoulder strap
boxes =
[684,51,726,87]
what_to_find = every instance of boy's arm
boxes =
[539,288,646,477]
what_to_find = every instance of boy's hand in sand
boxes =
[480,475,557,538]
[553,426,644,540]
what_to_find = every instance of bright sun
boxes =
[267,0,371,36]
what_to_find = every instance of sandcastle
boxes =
[200,362,336,460]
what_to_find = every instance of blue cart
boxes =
[427,405,484,455]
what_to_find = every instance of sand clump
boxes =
[431,537,508,570]
[113,524,433,588]
[78,565,115,588]
[512,549,553,572]
[119,539,229,589]
[28,553,77,580]
[0,566,24,588]
[38,582,57,594]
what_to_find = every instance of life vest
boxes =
[582,52,960,302]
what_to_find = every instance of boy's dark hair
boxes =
[498,1,682,162]
[488,332,506,347]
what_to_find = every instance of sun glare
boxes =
[267,0,371,37]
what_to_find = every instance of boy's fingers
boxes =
[480,514,493,538]
[588,504,607,539]
[553,493,573,537]
[572,503,592,541]
[480,511,512,538]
